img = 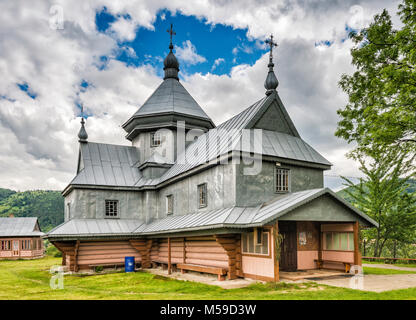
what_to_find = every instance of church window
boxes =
[242,230,269,255]
[166,195,173,215]
[67,203,71,219]
[151,132,162,147]
[105,200,118,217]
[275,168,290,192]
[198,183,207,208]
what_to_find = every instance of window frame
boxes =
[323,232,354,252]
[241,229,271,257]
[255,228,263,246]
[197,183,208,208]
[21,239,31,250]
[150,131,162,147]
[275,167,290,193]
[105,200,119,218]
[1,240,11,251]
[166,194,174,215]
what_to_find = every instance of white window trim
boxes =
[151,132,162,147]
[105,199,119,218]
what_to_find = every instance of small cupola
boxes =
[122,24,215,153]
[264,34,279,96]
[164,24,180,81]
[78,117,88,143]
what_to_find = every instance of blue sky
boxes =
[95,8,268,78]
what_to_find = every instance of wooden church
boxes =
[47,29,377,281]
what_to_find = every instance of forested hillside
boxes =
[337,179,416,203]
[0,188,64,232]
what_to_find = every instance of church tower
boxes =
[122,24,215,175]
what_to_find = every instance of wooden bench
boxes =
[177,263,228,281]
[314,259,352,273]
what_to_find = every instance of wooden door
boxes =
[279,222,297,271]
[12,240,19,257]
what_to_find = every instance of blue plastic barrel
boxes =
[125,256,135,272]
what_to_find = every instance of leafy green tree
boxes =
[341,147,416,257]
[0,188,16,202]
[336,0,416,155]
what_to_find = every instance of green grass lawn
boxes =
[363,266,416,275]
[363,260,416,268]
[1,257,416,300]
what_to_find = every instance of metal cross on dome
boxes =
[265,34,278,60]
[167,24,176,47]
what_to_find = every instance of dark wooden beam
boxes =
[215,234,240,280]
[353,221,361,266]
[74,240,80,272]
[168,237,172,275]
[274,221,279,282]
[317,222,322,264]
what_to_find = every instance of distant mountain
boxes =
[337,179,416,203]
[0,188,64,232]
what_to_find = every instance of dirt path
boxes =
[309,274,416,292]
[363,263,416,272]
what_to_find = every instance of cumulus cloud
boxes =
[0,0,403,191]
[110,17,138,42]
[175,40,206,65]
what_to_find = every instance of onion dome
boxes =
[78,118,88,142]
[164,24,179,80]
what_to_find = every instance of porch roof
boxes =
[47,188,377,239]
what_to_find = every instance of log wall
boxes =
[77,241,141,269]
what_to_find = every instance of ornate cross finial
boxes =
[167,23,176,51]
[264,34,279,95]
[265,34,278,62]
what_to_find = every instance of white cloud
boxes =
[211,58,225,71]
[110,17,137,41]
[175,40,206,65]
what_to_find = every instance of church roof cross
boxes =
[265,34,278,62]
[167,24,176,50]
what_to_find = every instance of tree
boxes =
[336,0,416,156]
[341,147,416,257]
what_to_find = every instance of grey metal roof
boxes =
[154,94,330,184]
[71,142,143,187]
[48,188,377,238]
[47,219,145,238]
[135,188,377,235]
[140,153,173,166]
[132,79,212,120]
[0,217,44,237]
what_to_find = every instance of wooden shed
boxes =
[0,217,45,260]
